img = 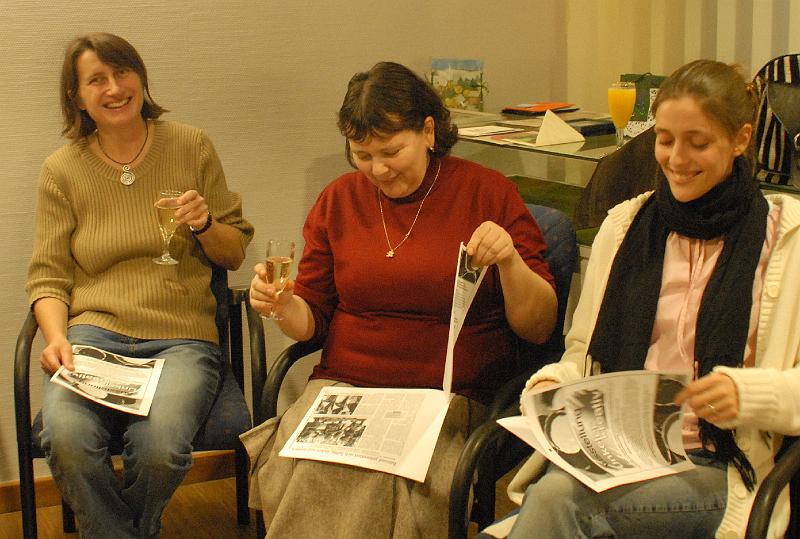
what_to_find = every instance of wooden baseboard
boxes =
[0,450,235,515]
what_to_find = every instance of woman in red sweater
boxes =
[247,61,557,537]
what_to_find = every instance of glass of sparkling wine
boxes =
[263,239,296,320]
[607,81,637,148]
[153,190,184,265]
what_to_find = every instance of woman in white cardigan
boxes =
[502,60,800,539]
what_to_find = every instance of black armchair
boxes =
[745,436,800,539]
[448,204,578,539]
[14,266,266,538]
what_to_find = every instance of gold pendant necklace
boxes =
[96,121,149,186]
[378,159,441,258]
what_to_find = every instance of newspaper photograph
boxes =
[443,242,488,394]
[280,243,486,482]
[500,370,694,491]
[279,387,452,482]
[50,344,165,416]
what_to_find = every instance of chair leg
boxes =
[19,461,37,539]
[256,510,265,538]
[61,499,77,533]
[235,446,250,525]
[473,474,497,530]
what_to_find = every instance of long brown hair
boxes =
[652,59,756,140]
[60,33,167,139]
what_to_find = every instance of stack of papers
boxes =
[458,125,525,137]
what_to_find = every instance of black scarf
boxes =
[588,156,768,490]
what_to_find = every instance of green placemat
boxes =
[508,175,584,217]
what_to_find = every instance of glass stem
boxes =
[616,128,625,148]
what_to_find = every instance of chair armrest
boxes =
[449,414,518,539]
[244,297,267,422]
[259,340,322,423]
[745,436,800,539]
[486,349,562,419]
[14,309,39,525]
[14,311,38,434]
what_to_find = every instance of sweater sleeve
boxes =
[293,187,339,344]
[713,365,800,435]
[26,163,76,306]
[197,131,254,252]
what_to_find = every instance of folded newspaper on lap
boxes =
[50,345,165,416]
[499,370,694,492]
[279,243,487,482]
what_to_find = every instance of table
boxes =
[452,109,622,195]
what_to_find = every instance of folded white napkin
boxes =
[533,110,585,146]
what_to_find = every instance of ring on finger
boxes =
[706,403,717,414]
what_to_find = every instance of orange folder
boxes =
[501,102,577,116]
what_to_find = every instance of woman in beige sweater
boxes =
[26,32,253,538]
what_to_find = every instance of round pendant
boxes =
[120,171,135,185]
[120,165,135,185]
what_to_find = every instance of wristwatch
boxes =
[190,212,213,236]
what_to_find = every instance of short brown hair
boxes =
[60,32,167,139]
[337,62,458,167]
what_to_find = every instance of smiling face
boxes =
[654,96,751,202]
[349,117,435,199]
[75,49,144,132]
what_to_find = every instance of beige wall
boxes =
[565,0,800,112]
[0,1,565,484]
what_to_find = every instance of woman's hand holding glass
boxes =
[252,239,296,320]
[251,264,295,320]
[152,189,210,265]
[173,189,210,230]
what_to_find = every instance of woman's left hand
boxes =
[675,372,740,423]
[466,221,516,268]
[153,189,209,230]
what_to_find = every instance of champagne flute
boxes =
[153,189,184,265]
[263,239,296,320]
[607,81,637,148]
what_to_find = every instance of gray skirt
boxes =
[241,378,487,538]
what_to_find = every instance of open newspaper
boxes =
[279,243,487,482]
[50,344,165,416]
[499,370,694,492]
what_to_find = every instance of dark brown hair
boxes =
[60,32,167,139]
[337,62,458,167]
[651,59,755,139]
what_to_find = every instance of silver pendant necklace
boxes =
[96,121,149,186]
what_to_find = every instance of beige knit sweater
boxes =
[26,120,254,344]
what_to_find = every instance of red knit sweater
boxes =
[294,156,554,403]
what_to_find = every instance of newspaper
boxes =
[279,243,487,482]
[499,370,694,492]
[50,344,165,416]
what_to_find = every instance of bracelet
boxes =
[190,212,213,236]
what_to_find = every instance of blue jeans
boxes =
[40,325,222,539]
[507,452,727,539]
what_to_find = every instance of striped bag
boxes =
[752,54,800,188]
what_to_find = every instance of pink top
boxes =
[644,203,780,449]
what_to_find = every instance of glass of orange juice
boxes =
[608,81,636,148]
